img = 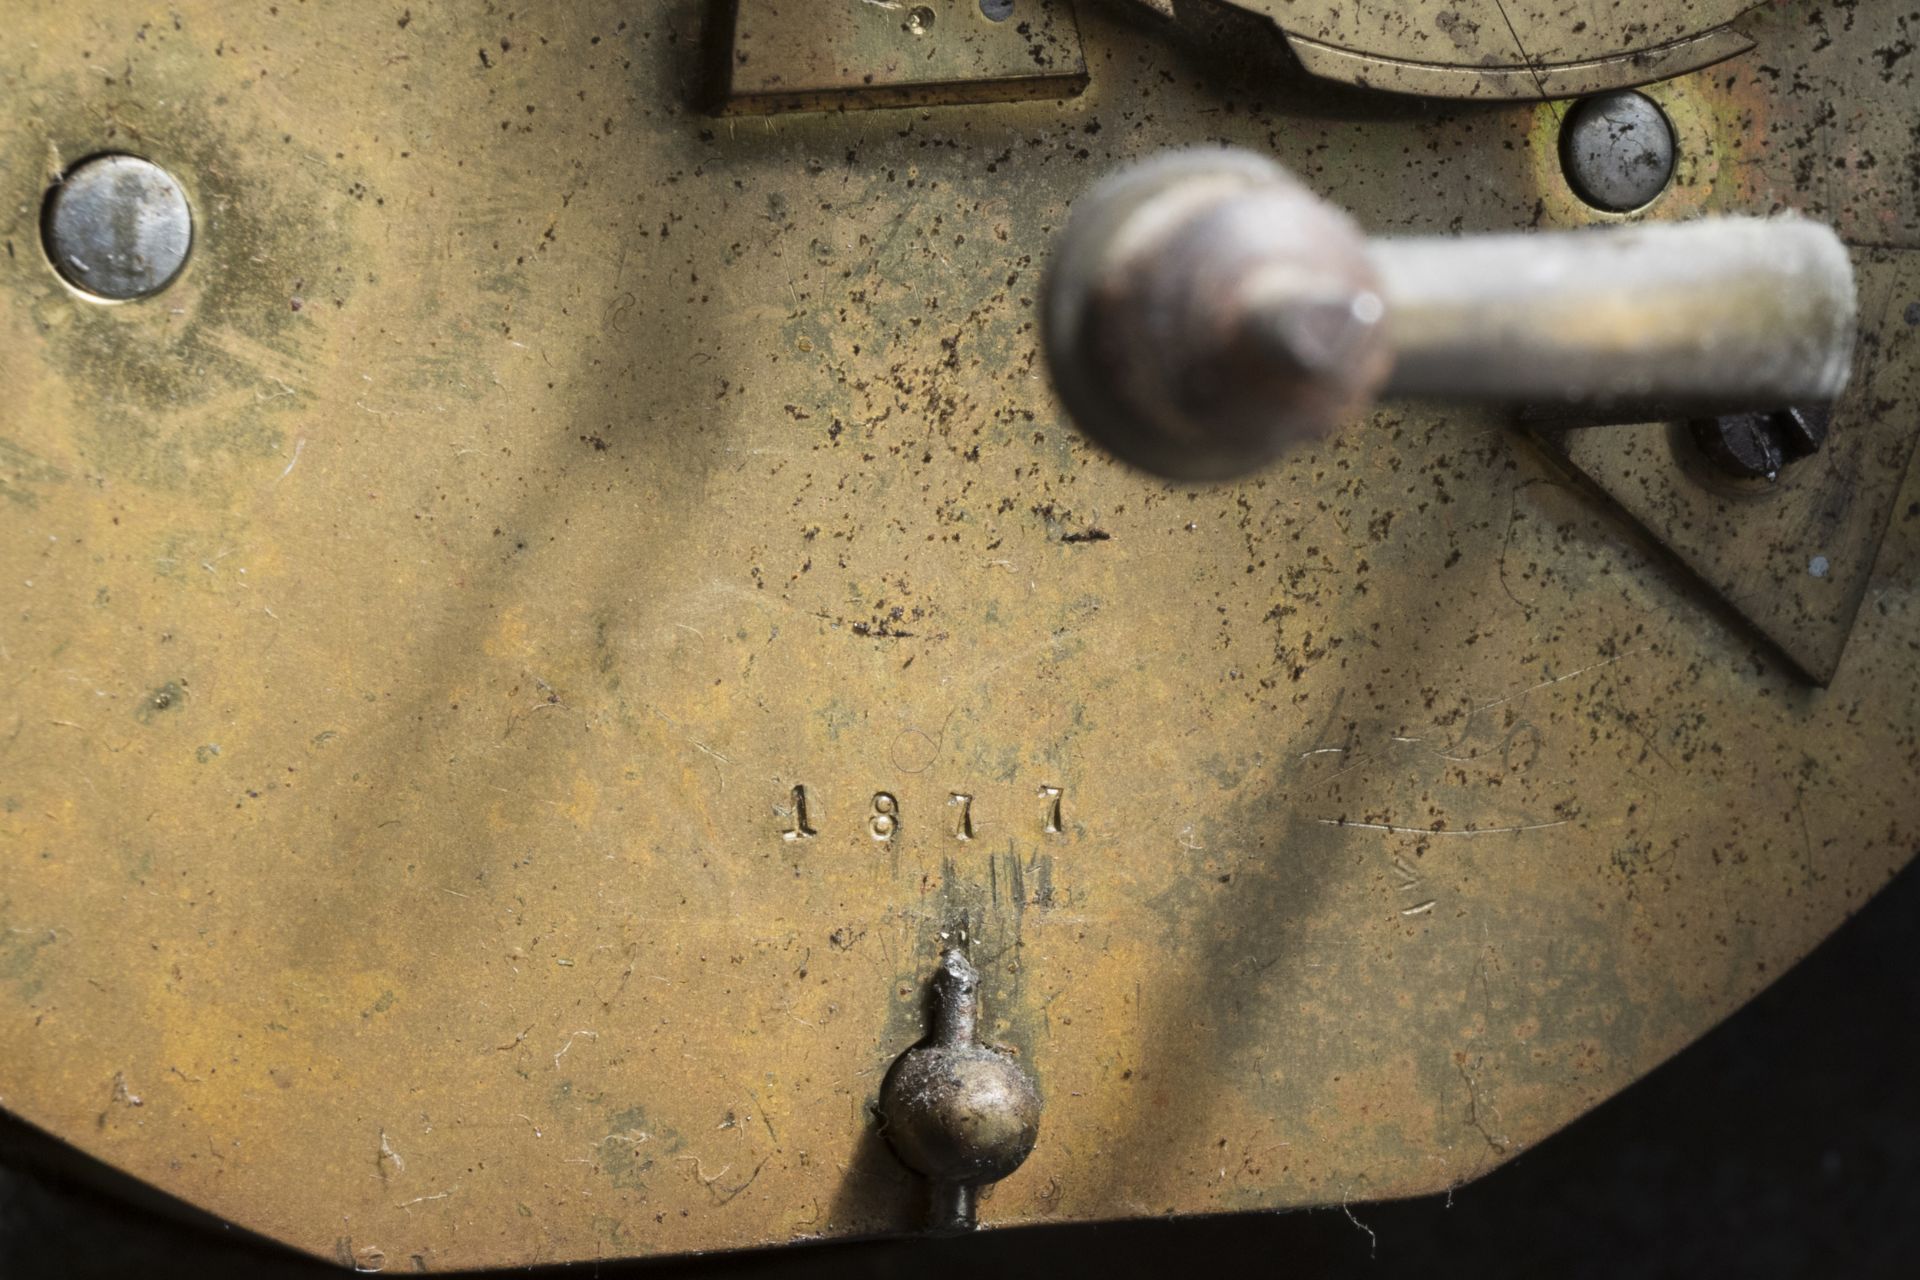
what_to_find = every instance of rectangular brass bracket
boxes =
[719,0,1087,116]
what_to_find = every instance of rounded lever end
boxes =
[1042,149,1391,482]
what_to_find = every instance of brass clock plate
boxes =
[2,0,1917,1268]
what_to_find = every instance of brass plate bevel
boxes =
[722,0,1088,115]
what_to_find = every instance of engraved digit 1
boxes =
[869,792,899,842]
[1039,785,1063,835]
[782,784,818,843]
[950,793,974,841]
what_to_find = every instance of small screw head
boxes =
[1690,407,1830,481]
[1560,91,1676,213]
[42,154,193,301]
[1691,411,1785,480]
[1774,405,1830,459]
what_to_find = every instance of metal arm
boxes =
[1042,149,1857,482]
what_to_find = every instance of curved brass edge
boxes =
[719,74,1091,118]
[1282,26,1756,100]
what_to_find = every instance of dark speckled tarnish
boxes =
[0,0,1917,1269]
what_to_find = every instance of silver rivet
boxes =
[1560,91,1676,213]
[42,154,194,301]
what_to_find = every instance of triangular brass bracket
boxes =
[1528,250,1920,686]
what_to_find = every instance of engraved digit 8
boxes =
[870,792,899,842]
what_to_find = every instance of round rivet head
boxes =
[878,950,1041,1231]
[881,1041,1042,1189]
[42,154,193,301]
[1560,91,1676,213]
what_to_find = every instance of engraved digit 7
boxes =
[1039,785,1063,835]
[950,793,974,841]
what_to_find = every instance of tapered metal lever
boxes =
[1042,149,1857,482]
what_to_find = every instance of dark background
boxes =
[5,853,1917,1279]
